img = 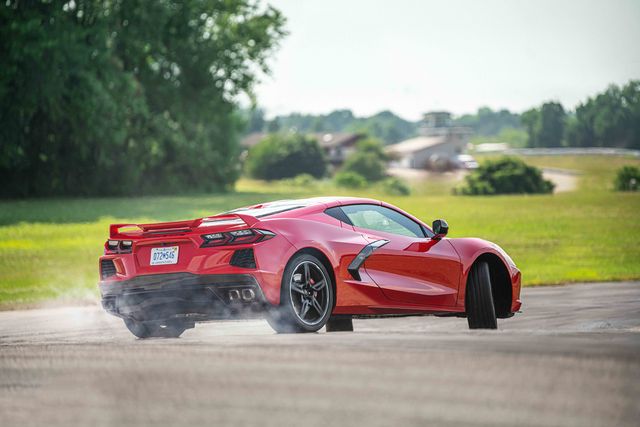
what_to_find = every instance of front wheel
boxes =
[466,262,498,329]
[266,253,334,333]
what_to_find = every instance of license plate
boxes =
[150,246,179,265]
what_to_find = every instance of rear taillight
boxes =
[200,229,275,248]
[105,240,133,254]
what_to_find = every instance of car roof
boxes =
[221,196,381,218]
[212,196,430,232]
[236,196,380,210]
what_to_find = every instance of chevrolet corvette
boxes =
[99,197,521,338]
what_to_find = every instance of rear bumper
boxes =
[99,273,270,322]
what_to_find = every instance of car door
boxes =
[339,204,461,308]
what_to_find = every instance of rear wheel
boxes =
[466,262,498,329]
[124,318,191,339]
[266,253,334,333]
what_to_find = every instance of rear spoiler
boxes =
[109,213,260,239]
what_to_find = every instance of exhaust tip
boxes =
[241,288,256,302]
[228,289,241,302]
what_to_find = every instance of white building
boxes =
[386,112,471,169]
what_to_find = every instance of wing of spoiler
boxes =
[109,213,260,239]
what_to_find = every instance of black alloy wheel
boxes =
[266,253,334,333]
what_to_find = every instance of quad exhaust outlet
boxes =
[228,288,256,303]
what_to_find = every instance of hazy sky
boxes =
[255,0,640,120]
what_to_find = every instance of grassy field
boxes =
[1,155,639,308]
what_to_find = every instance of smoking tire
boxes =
[266,253,334,333]
[124,318,189,339]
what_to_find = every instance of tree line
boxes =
[245,109,418,145]
[246,107,524,145]
[249,80,640,150]
[1,0,285,197]
[522,81,640,149]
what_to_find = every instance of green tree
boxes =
[522,102,566,148]
[341,138,388,182]
[538,102,566,147]
[266,118,281,133]
[245,133,327,180]
[521,109,540,147]
[566,81,640,149]
[0,0,286,197]
[347,110,417,144]
[274,109,417,144]
[455,107,522,136]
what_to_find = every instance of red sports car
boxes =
[99,197,522,338]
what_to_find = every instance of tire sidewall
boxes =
[124,318,187,338]
[274,253,335,333]
[124,318,153,338]
[466,261,498,329]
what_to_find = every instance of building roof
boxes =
[385,136,448,155]
[313,132,364,148]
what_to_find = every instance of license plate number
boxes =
[150,246,179,265]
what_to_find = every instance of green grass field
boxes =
[1,155,639,308]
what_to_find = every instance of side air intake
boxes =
[100,259,117,279]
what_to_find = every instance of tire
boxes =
[266,253,334,333]
[124,318,190,339]
[466,262,498,329]
[326,316,353,332]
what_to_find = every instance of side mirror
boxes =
[432,219,449,239]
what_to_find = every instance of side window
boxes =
[340,204,426,238]
[324,206,353,225]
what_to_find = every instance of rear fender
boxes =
[262,216,390,311]
[263,216,366,271]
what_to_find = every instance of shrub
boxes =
[341,138,388,182]
[614,166,640,191]
[456,156,555,195]
[245,133,327,180]
[334,171,367,189]
[280,173,318,189]
[380,177,411,195]
[290,173,317,187]
[354,137,390,159]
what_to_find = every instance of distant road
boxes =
[506,147,640,157]
[542,168,578,192]
[1,281,639,427]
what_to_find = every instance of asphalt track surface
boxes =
[1,281,639,427]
